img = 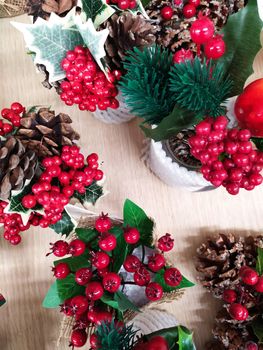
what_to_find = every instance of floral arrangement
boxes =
[43,199,194,347]
[0,102,104,244]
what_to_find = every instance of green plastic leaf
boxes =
[251,137,263,151]
[219,0,262,96]
[54,254,90,272]
[0,294,6,307]
[123,199,154,247]
[142,106,202,141]
[140,0,150,6]
[256,247,263,276]
[101,293,119,310]
[112,227,130,273]
[177,326,195,350]
[42,281,62,308]
[114,291,140,312]
[75,227,98,244]
[57,273,85,301]
[78,0,115,28]
[252,317,263,343]
[74,181,104,206]
[12,9,84,83]
[154,269,195,293]
[49,209,77,237]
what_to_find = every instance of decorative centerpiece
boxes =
[43,199,194,347]
[0,102,104,244]
[196,233,263,349]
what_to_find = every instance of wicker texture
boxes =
[0,0,26,17]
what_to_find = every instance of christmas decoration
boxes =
[0,294,6,307]
[26,0,77,22]
[0,0,26,18]
[43,199,194,347]
[0,103,104,245]
[196,234,263,349]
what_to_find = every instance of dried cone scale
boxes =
[26,0,77,22]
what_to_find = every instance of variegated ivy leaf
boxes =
[77,0,115,28]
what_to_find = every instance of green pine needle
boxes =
[119,46,175,124]
[169,58,233,117]
[96,321,138,350]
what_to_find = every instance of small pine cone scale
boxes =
[26,0,76,22]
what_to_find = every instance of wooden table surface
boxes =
[1,14,263,350]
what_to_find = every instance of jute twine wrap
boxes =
[0,0,26,17]
[57,213,184,346]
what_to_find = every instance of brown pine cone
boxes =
[16,107,80,158]
[36,64,64,95]
[100,12,159,71]
[26,0,76,22]
[196,234,263,297]
[146,0,245,52]
[0,137,37,200]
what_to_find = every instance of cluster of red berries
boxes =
[190,13,225,59]
[222,266,263,324]
[183,0,200,19]
[133,335,169,350]
[0,201,42,245]
[189,116,263,195]
[106,0,137,10]
[60,45,121,112]
[21,146,103,227]
[0,102,24,136]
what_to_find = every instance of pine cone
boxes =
[36,64,64,94]
[100,12,159,71]
[146,0,245,52]
[0,136,37,200]
[16,108,80,158]
[196,234,263,297]
[26,0,76,22]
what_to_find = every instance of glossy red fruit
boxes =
[173,48,193,64]
[148,253,166,272]
[164,267,182,287]
[11,102,24,114]
[245,341,259,350]
[95,213,112,233]
[70,295,89,315]
[239,267,259,286]
[102,272,121,293]
[99,233,117,251]
[85,281,104,300]
[90,333,99,349]
[157,233,174,252]
[75,268,92,285]
[183,4,196,18]
[254,276,263,293]
[223,289,237,304]
[190,15,215,44]
[229,303,249,321]
[145,282,163,301]
[94,310,112,325]
[48,240,69,257]
[53,262,70,279]
[204,35,225,59]
[124,227,140,244]
[70,329,87,347]
[160,6,173,20]
[188,0,200,6]
[134,267,151,286]
[92,251,110,269]
[68,239,86,256]
[147,336,169,350]
[123,255,141,272]
[235,79,263,136]
[22,194,37,209]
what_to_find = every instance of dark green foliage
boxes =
[96,321,138,350]
[119,46,175,124]
[170,58,233,117]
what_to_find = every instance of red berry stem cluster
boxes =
[222,266,263,324]
[189,116,263,195]
[49,215,183,348]
[60,45,121,112]
[106,0,137,10]
[0,102,24,136]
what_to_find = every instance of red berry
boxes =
[123,255,141,272]
[102,272,121,293]
[223,289,237,303]
[134,267,151,286]
[239,267,259,286]
[99,233,117,251]
[173,48,193,64]
[148,253,166,272]
[145,282,163,301]
[190,15,215,44]
[92,251,110,269]
[71,295,89,315]
[183,4,196,18]
[53,263,70,279]
[118,0,130,9]
[124,227,140,244]
[75,268,92,285]
[164,267,182,287]
[11,102,24,114]
[68,239,86,256]
[229,303,249,321]
[95,213,111,233]
[48,240,69,257]
[90,333,98,349]
[204,35,225,60]
[160,6,173,20]
[22,194,37,209]
[245,342,259,350]
[92,310,112,325]
[157,233,174,252]
[146,336,169,350]
[254,276,263,293]
[188,0,200,6]
[70,329,87,348]
[9,234,21,245]
[85,281,104,300]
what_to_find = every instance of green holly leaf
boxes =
[12,9,84,83]
[78,0,115,28]
[42,281,63,308]
[75,227,99,244]
[177,326,195,350]
[54,254,90,272]
[123,199,154,247]
[256,247,263,276]
[252,317,263,343]
[154,268,195,292]
[49,209,77,237]
[219,0,262,96]
[114,291,140,312]
[0,294,6,307]
[56,273,85,302]
[74,181,104,206]
[251,137,263,152]
[101,292,119,310]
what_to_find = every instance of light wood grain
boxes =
[1,14,263,350]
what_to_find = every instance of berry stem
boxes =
[141,245,146,264]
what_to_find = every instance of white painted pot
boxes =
[92,93,134,124]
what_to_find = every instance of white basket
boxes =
[92,94,134,124]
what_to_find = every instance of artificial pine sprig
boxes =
[169,58,233,117]
[95,321,138,350]
[119,46,175,124]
